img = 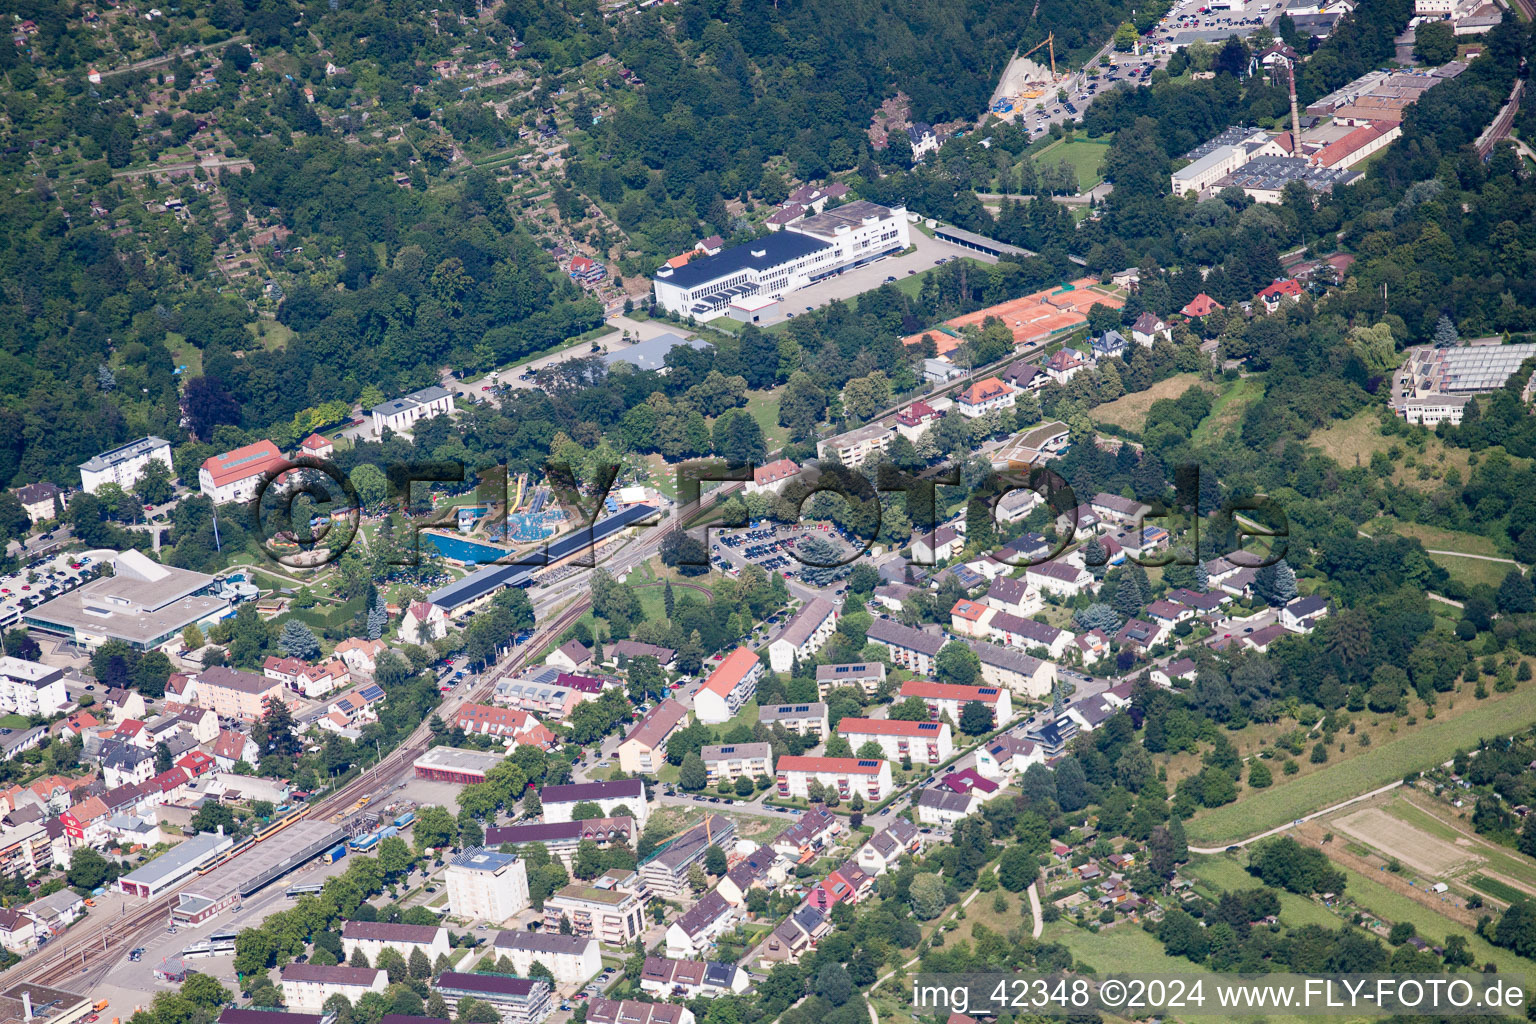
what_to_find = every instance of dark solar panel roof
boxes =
[658,232,829,291]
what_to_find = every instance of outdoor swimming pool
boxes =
[425,532,510,564]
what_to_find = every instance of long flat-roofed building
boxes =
[24,549,232,653]
[413,746,505,784]
[432,973,551,1024]
[638,814,735,899]
[540,779,648,829]
[652,202,909,318]
[117,829,235,897]
[371,386,456,436]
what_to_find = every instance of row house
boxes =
[770,807,845,865]
[452,704,556,750]
[587,1000,693,1024]
[763,904,831,963]
[640,957,750,999]
[855,819,921,876]
[664,890,738,959]
[716,844,785,906]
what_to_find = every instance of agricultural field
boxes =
[1332,806,1467,877]
[1091,373,1214,433]
[1183,684,1536,845]
[1386,794,1536,896]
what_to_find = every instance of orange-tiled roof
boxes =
[778,755,886,775]
[900,679,1002,703]
[951,598,989,622]
[901,329,961,355]
[703,647,759,697]
[958,377,1012,405]
[1182,293,1223,317]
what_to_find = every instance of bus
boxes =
[285,882,325,898]
[181,933,237,959]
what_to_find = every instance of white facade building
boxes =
[79,437,174,495]
[446,847,530,923]
[767,598,837,673]
[340,921,450,965]
[493,931,601,985]
[199,440,286,504]
[371,385,456,435]
[0,657,67,716]
[280,964,388,1012]
[652,202,909,318]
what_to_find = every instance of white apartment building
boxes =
[0,657,67,716]
[652,202,909,318]
[767,598,837,673]
[541,779,649,829]
[493,931,601,985]
[446,847,530,924]
[815,662,886,698]
[774,755,893,802]
[700,742,773,785]
[79,436,174,495]
[694,647,762,725]
[815,422,893,468]
[340,920,450,965]
[280,964,387,1011]
[371,385,456,435]
[199,440,286,505]
[836,718,953,766]
[898,680,1015,728]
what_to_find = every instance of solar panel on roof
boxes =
[359,684,384,701]
[857,760,880,767]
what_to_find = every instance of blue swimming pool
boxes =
[424,532,510,564]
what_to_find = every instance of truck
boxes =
[325,844,348,864]
[94,1001,110,1013]
[393,812,415,830]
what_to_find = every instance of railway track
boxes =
[2,492,723,991]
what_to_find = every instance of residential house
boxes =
[15,481,65,524]
[546,641,592,673]
[341,921,450,965]
[911,525,962,564]
[816,422,892,468]
[699,743,772,786]
[1024,560,1093,598]
[280,965,388,1012]
[542,876,647,944]
[916,788,978,827]
[894,401,943,442]
[815,663,886,699]
[865,620,947,675]
[210,730,259,771]
[767,598,837,674]
[640,958,750,999]
[746,459,801,496]
[1130,312,1171,347]
[617,700,690,775]
[855,819,921,875]
[1255,278,1304,313]
[763,905,830,962]
[333,637,388,675]
[1090,331,1128,360]
[756,702,828,738]
[715,844,785,906]
[1181,293,1223,318]
[664,890,738,959]
[975,734,1043,779]
[770,807,844,864]
[1043,349,1086,384]
[983,576,1042,618]
[1281,595,1330,632]
[954,377,1017,418]
[1114,617,1167,651]
[970,643,1057,699]
[607,640,676,669]
[453,704,556,750]
[587,1000,691,1024]
[0,908,39,953]
[898,680,1014,728]
[837,719,952,765]
[1152,657,1199,687]
[694,647,762,725]
[774,756,892,802]
[541,779,649,829]
[492,931,600,986]
[194,666,288,723]
[402,601,449,643]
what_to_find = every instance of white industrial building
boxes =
[652,202,909,318]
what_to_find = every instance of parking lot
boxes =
[745,229,991,328]
[711,520,862,588]
[0,549,107,635]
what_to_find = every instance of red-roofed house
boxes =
[1255,279,1304,313]
[176,750,216,777]
[1181,293,1223,318]
[299,434,334,459]
[836,718,952,764]
[695,647,762,725]
[747,459,801,496]
[954,377,1017,418]
[199,440,286,504]
[1043,348,1086,384]
[776,756,892,801]
[899,680,1014,727]
[334,637,388,675]
[211,729,258,771]
[453,704,557,750]
[894,401,943,442]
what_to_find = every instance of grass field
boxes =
[1190,377,1262,447]
[1372,517,1505,558]
[1184,855,1339,929]
[1091,373,1213,432]
[1431,552,1515,590]
[1043,920,1315,1024]
[1033,139,1111,191]
[0,714,29,730]
[1184,685,1536,845]
[1387,794,1536,892]
[1333,806,1466,876]
[742,389,789,452]
[1306,410,1477,491]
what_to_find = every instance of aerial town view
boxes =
[2,0,1536,1020]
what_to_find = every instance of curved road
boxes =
[1186,779,1407,855]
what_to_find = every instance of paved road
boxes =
[114,157,254,179]
[1028,880,1044,938]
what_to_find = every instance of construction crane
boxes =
[1021,32,1057,79]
